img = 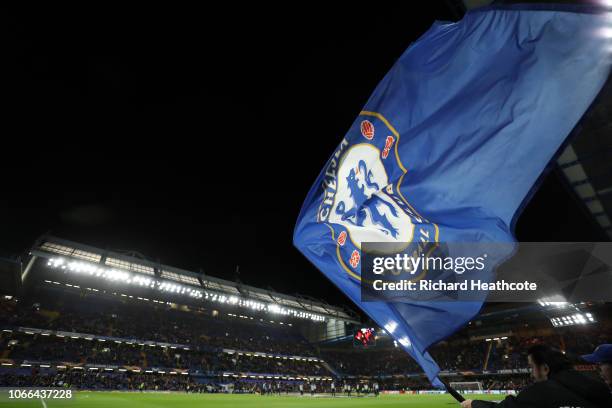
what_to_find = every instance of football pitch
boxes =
[0,392,505,407]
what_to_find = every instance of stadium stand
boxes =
[0,237,610,394]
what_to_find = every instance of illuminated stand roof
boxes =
[28,235,360,325]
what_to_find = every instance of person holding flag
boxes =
[293,0,611,401]
[460,345,612,407]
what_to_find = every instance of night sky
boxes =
[1,4,607,311]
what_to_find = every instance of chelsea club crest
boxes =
[317,111,439,280]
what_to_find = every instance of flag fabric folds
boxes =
[293,4,610,387]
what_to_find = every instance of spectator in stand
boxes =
[461,345,612,408]
[582,344,612,389]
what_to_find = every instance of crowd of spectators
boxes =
[0,370,210,391]
[0,294,315,356]
[1,294,609,393]
[1,332,327,376]
[322,328,611,378]
[321,341,490,376]
[0,367,534,393]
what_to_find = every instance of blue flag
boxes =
[293,4,610,387]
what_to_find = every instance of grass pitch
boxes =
[0,391,505,408]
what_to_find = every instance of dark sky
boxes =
[1,4,607,310]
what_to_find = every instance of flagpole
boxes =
[439,378,465,403]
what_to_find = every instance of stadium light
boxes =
[47,257,325,322]
[537,295,568,308]
[550,312,596,327]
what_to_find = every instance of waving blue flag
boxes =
[293,4,610,387]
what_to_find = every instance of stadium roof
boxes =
[28,235,360,324]
[557,78,612,240]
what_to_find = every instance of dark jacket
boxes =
[472,370,612,408]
